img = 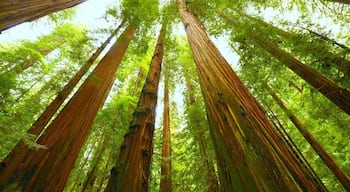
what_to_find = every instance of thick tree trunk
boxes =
[184,71,219,192]
[221,13,350,115]
[178,1,324,191]
[160,73,172,192]
[0,23,124,189]
[0,24,136,192]
[105,25,165,192]
[0,0,87,31]
[269,89,350,191]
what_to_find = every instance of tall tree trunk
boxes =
[160,72,172,192]
[0,0,86,31]
[221,13,350,115]
[0,24,137,192]
[184,70,219,192]
[268,88,350,191]
[0,22,124,188]
[105,25,166,192]
[178,1,324,191]
[82,142,107,192]
[231,11,350,77]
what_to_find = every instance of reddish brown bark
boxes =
[0,23,124,190]
[222,13,350,115]
[184,71,219,192]
[269,89,350,191]
[178,1,324,191]
[0,0,86,31]
[105,25,165,192]
[160,73,172,192]
[0,24,136,192]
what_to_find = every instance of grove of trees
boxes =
[0,0,349,191]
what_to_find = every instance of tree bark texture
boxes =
[160,73,172,192]
[178,0,325,191]
[184,70,219,192]
[0,23,124,190]
[269,89,350,191]
[105,25,165,192]
[0,24,136,192]
[221,13,350,115]
[0,0,87,31]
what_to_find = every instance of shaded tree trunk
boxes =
[0,24,137,192]
[105,25,166,192]
[0,0,86,31]
[268,88,350,191]
[178,0,324,191]
[184,70,219,192]
[0,22,125,189]
[160,73,172,192]
[221,13,350,115]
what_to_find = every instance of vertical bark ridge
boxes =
[105,24,166,192]
[0,22,125,190]
[178,0,324,191]
[0,24,136,192]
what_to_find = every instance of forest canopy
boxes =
[0,0,349,191]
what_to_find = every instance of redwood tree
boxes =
[178,0,324,191]
[105,25,166,192]
[268,88,350,191]
[0,23,137,191]
[0,0,86,31]
[160,69,172,192]
[221,13,350,115]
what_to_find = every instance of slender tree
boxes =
[0,0,86,31]
[268,87,350,191]
[233,10,350,77]
[0,23,137,191]
[221,13,350,115]
[160,69,172,192]
[178,0,326,191]
[105,24,165,192]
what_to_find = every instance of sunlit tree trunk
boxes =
[160,72,172,192]
[178,0,325,191]
[235,11,350,76]
[0,23,124,189]
[184,70,219,192]
[268,88,350,191]
[221,13,350,115]
[105,25,165,192]
[0,0,86,31]
[0,24,137,192]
